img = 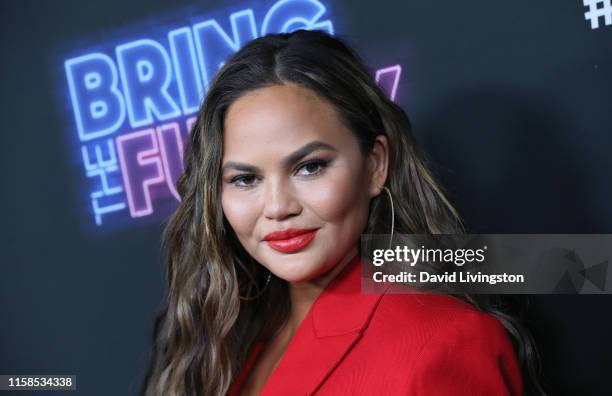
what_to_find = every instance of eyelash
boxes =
[229,159,330,189]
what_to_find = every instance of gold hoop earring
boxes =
[239,271,272,301]
[382,186,394,249]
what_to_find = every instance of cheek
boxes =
[302,166,368,222]
[221,189,258,236]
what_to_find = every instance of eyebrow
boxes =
[221,140,338,174]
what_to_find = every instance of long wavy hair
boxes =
[141,29,545,395]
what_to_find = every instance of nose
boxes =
[262,178,301,220]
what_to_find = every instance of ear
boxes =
[366,134,389,198]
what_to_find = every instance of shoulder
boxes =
[369,292,515,354]
[364,293,523,395]
[370,292,496,334]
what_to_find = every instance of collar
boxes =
[230,253,390,396]
[311,252,388,337]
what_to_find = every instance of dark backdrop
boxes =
[1,0,611,394]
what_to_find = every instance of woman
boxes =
[141,29,545,395]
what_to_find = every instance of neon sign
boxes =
[62,0,401,231]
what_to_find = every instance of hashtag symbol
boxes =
[583,0,612,29]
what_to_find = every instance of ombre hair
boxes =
[141,29,545,395]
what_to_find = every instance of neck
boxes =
[283,245,359,336]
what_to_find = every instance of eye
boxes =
[296,159,329,177]
[228,159,330,189]
[229,174,258,188]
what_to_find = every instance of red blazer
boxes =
[228,254,523,395]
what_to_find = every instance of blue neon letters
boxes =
[62,0,401,230]
[65,0,333,140]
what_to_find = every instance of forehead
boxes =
[223,84,353,157]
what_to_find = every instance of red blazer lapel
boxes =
[260,254,388,395]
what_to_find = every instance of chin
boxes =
[266,253,326,283]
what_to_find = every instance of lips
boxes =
[263,228,319,254]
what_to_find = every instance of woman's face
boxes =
[221,83,387,283]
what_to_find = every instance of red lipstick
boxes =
[263,228,318,253]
